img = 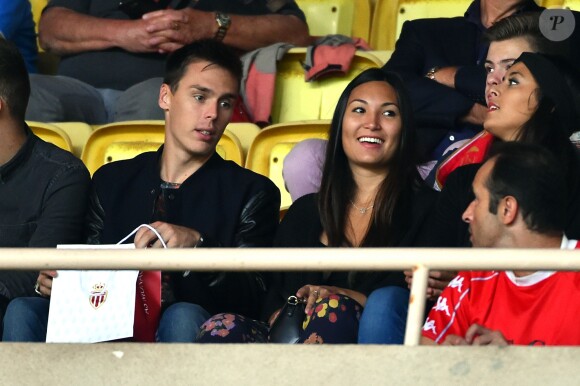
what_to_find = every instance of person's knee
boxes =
[157,302,210,342]
[2,297,49,342]
[366,286,409,310]
[114,77,164,121]
[162,302,209,325]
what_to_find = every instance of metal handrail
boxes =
[1,247,578,345]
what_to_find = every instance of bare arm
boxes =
[420,336,437,345]
[144,8,312,54]
[38,7,165,55]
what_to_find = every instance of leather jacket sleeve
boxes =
[234,187,281,247]
[84,185,105,245]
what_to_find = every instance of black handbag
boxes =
[268,295,306,343]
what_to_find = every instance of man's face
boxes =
[462,159,503,247]
[159,60,238,162]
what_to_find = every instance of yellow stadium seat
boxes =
[296,0,372,40]
[29,0,46,34]
[562,0,580,10]
[224,122,261,159]
[50,121,94,158]
[245,120,330,208]
[542,0,565,7]
[81,120,244,175]
[370,0,471,51]
[271,48,382,124]
[29,0,60,74]
[27,121,73,153]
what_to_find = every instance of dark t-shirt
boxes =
[47,0,305,90]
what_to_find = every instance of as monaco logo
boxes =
[89,282,108,309]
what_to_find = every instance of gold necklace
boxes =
[350,199,373,214]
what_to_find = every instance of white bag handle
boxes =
[117,224,168,249]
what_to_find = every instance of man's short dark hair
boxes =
[163,39,243,93]
[485,142,566,235]
[0,38,30,120]
[484,12,556,55]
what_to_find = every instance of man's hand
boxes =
[404,270,457,300]
[134,221,202,248]
[464,323,509,346]
[441,334,469,345]
[116,18,168,53]
[35,270,58,297]
[461,103,487,126]
[143,8,213,53]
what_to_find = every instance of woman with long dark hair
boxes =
[196,68,436,344]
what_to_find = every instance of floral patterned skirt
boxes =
[196,294,362,344]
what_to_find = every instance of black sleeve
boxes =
[415,165,478,247]
[178,179,280,320]
[383,20,478,129]
[261,194,323,320]
[234,184,281,247]
[84,184,105,245]
[268,0,306,22]
[29,162,91,247]
[46,0,90,13]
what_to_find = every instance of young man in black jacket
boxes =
[3,39,280,343]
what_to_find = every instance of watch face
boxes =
[216,13,231,27]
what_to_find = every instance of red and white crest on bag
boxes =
[89,282,108,309]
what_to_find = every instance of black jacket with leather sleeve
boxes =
[85,148,281,319]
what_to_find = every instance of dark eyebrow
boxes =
[189,85,237,100]
[485,58,517,65]
[349,99,399,108]
[190,84,211,93]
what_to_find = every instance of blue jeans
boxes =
[157,302,211,343]
[2,298,210,343]
[2,297,50,342]
[358,286,409,344]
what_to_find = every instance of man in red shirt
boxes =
[421,142,580,346]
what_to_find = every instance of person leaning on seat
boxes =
[25,0,311,124]
[2,39,281,343]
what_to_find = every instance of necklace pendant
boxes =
[359,208,367,214]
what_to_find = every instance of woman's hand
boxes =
[296,284,338,315]
[296,285,367,314]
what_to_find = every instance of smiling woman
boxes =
[195,68,437,345]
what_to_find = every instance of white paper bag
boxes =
[46,243,139,343]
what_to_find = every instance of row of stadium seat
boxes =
[30,0,579,54]
[29,119,330,209]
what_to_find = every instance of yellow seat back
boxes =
[81,120,243,175]
[562,0,580,9]
[50,121,94,158]
[27,121,73,153]
[271,48,382,124]
[296,0,371,40]
[245,120,330,208]
[370,0,471,51]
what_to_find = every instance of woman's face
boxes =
[485,37,534,106]
[484,61,539,141]
[341,80,402,171]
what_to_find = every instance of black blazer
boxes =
[383,0,543,156]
